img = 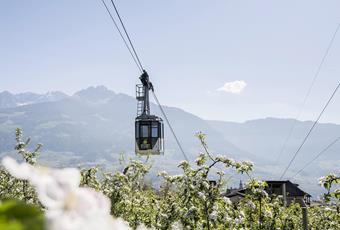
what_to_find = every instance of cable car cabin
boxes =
[135,115,164,155]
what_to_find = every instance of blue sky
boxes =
[1,0,340,123]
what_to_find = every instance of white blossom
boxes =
[209,210,217,221]
[2,157,132,230]
[198,192,206,200]
[246,201,256,210]
[170,222,183,230]
[223,197,232,205]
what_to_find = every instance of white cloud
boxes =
[217,80,247,94]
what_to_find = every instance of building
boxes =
[224,180,310,230]
[225,187,246,203]
[266,180,311,207]
[225,180,311,207]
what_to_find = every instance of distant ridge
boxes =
[0,87,339,196]
[0,90,68,109]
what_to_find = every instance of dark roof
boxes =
[224,188,247,203]
[225,180,311,199]
[224,188,247,197]
[266,180,311,197]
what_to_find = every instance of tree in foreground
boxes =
[0,129,339,229]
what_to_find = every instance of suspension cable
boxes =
[151,91,189,162]
[100,0,143,73]
[280,83,340,179]
[100,0,188,161]
[273,24,340,169]
[109,0,144,71]
[290,137,340,179]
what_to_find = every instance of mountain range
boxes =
[0,86,339,196]
[0,91,68,108]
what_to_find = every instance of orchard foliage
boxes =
[319,173,340,204]
[0,129,339,229]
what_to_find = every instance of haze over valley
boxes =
[0,86,338,196]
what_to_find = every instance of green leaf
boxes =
[0,200,44,230]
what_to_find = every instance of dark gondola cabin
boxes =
[135,115,164,155]
[135,70,164,155]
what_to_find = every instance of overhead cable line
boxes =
[100,0,189,161]
[109,0,144,71]
[100,0,143,73]
[290,137,340,179]
[152,91,189,162]
[273,23,340,168]
[280,83,340,179]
